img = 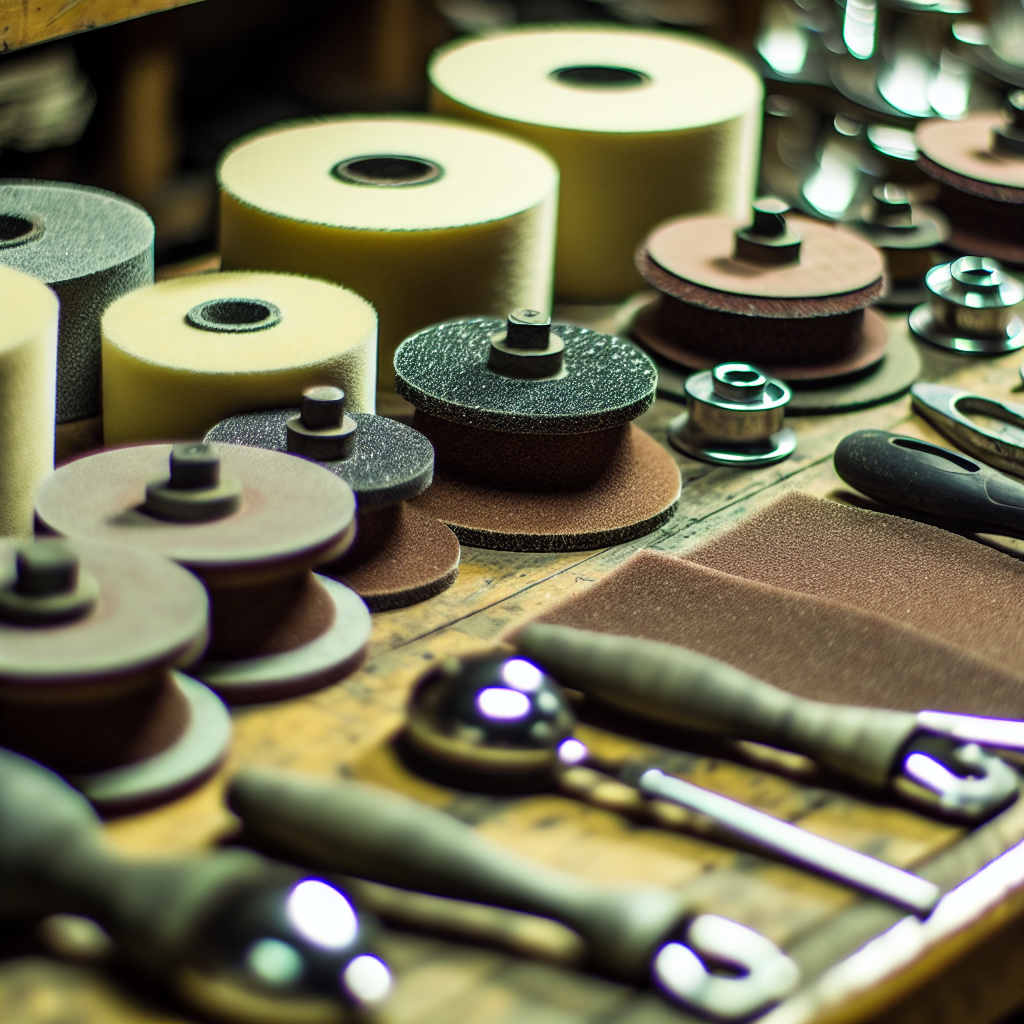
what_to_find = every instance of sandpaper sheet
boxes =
[528,493,1024,716]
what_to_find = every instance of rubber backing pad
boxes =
[524,493,1024,715]
[410,424,681,552]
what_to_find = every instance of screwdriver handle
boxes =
[229,766,688,981]
[516,625,918,789]
[834,429,1024,538]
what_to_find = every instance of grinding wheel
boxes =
[915,105,1024,266]
[394,314,680,552]
[634,203,887,383]
[34,443,371,703]
[0,538,229,814]
[205,405,460,612]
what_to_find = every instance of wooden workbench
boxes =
[2,310,1022,1024]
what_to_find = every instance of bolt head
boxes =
[300,386,347,430]
[16,540,79,596]
[170,443,221,490]
[712,363,768,403]
[505,309,552,350]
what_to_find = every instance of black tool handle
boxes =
[834,429,1024,538]
[229,766,689,982]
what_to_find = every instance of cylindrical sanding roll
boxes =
[218,116,558,389]
[429,26,764,302]
[0,265,58,536]
[0,180,154,429]
[101,271,377,444]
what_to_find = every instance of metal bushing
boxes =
[668,363,796,466]
[286,386,359,461]
[732,198,801,266]
[488,309,565,379]
[909,256,1024,355]
[143,443,243,523]
[0,539,98,626]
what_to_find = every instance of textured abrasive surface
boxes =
[528,548,1024,716]
[323,503,460,611]
[394,318,656,434]
[409,424,681,552]
[0,180,153,422]
[685,492,1024,680]
[205,410,433,509]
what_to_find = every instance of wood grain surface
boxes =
[0,0,205,53]
[3,307,1023,1024]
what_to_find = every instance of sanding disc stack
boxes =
[394,309,681,552]
[0,537,229,814]
[428,25,763,302]
[0,265,57,538]
[34,442,371,704]
[206,387,460,612]
[915,93,1024,266]
[101,271,377,444]
[217,116,558,389]
[0,180,154,456]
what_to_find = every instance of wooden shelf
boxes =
[0,0,205,54]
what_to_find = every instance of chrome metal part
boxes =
[653,914,800,1019]
[636,769,940,916]
[910,257,1024,354]
[668,364,796,466]
[917,709,1024,752]
[911,383,1024,479]
[733,198,802,265]
[893,736,1020,821]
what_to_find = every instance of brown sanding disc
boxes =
[34,444,356,582]
[915,115,1024,265]
[409,424,681,552]
[323,503,461,612]
[524,493,1024,716]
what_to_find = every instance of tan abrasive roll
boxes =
[218,116,559,389]
[0,265,57,537]
[429,25,764,302]
[101,271,377,444]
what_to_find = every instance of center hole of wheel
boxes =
[551,65,649,87]
[332,155,443,187]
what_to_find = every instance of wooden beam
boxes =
[0,0,206,54]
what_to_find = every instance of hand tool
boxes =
[0,748,390,1023]
[229,765,801,1021]
[516,624,1021,824]
[910,382,1024,480]
[834,428,1024,540]
[399,654,941,915]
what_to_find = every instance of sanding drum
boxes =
[0,180,154,455]
[34,442,371,704]
[915,91,1024,266]
[206,387,460,612]
[0,537,229,814]
[102,271,377,444]
[394,309,681,552]
[0,265,57,537]
[429,25,763,302]
[632,198,887,383]
[218,116,558,389]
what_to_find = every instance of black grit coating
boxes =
[0,180,154,423]
[393,318,657,434]
[205,410,434,510]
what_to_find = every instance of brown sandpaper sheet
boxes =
[528,492,1024,716]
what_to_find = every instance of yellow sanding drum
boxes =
[429,26,764,302]
[0,265,58,536]
[217,115,558,388]
[102,271,377,444]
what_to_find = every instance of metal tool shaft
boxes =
[637,769,940,916]
[918,710,1024,752]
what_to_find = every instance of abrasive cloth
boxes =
[429,25,762,302]
[526,493,1024,715]
[218,116,558,389]
[101,271,377,443]
[0,265,57,536]
[0,180,153,423]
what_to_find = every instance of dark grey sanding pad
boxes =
[394,318,657,434]
[0,179,154,423]
[205,411,433,511]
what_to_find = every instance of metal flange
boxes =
[668,363,796,466]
